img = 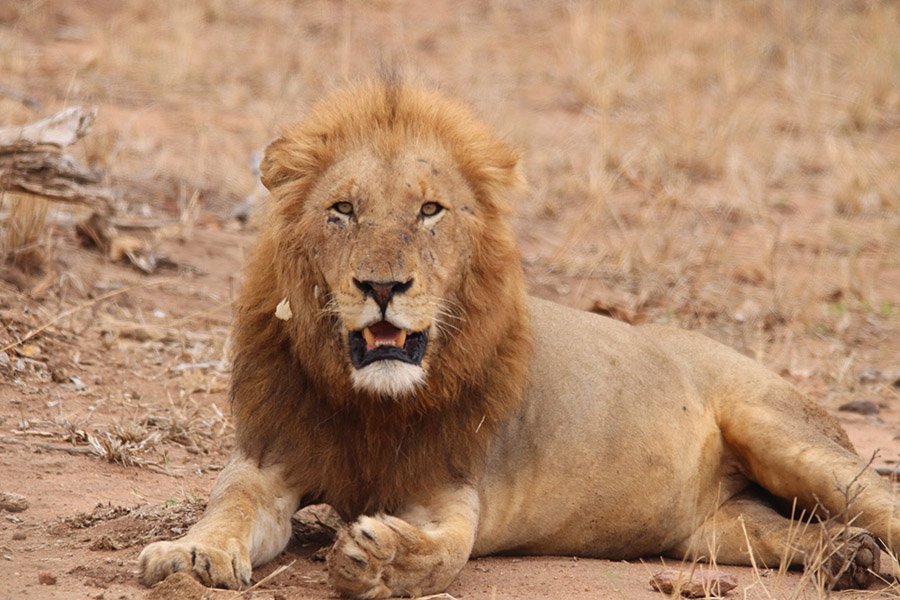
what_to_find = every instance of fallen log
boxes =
[0,106,113,211]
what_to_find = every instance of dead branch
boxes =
[0,435,96,456]
[0,106,113,211]
[0,106,95,149]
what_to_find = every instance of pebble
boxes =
[838,400,880,416]
[0,492,28,513]
[11,532,25,541]
[50,366,68,383]
[858,368,881,384]
[38,571,57,585]
[650,568,738,598]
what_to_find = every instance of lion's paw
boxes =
[138,538,251,589]
[823,531,881,590]
[327,516,399,599]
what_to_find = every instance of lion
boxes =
[138,79,899,597]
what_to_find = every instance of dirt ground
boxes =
[1,1,898,599]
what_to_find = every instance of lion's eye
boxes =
[331,201,354,216]
[420,202,443,218]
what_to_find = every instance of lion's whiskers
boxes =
[433,313,463,338]
[316,295,342,321]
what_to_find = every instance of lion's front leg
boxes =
[138,454,301,589]
[328,486,479,599]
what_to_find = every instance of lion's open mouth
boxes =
[349,321,428,368]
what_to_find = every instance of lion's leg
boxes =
[327,486,479,599]
[669,491,881,589]
[138,454,301,589]
[718,384,899,556]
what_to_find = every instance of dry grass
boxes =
[0,194,51,274]
[666,477,900,599]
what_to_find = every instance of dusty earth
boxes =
[1,1,899,599]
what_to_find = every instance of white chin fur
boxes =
[351,360,425,397]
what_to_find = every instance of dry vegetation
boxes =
[0,0,898,598]
[1,195,50,274]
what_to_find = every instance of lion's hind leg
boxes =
[669,490,882,590]
[717,383,899,560]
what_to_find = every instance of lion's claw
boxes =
[327,516,398,599]
[138,539,251,589]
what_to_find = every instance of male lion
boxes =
[139,80,898,597]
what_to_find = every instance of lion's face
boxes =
[259,82,525,404]
[298,143,478,396]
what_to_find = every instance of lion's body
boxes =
[139,80,898,598]
[476,297,851,558]
[476,297,738,557]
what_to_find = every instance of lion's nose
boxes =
[353,278,413,313]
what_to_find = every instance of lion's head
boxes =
[254,80,529,401]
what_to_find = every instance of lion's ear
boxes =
[480,142,523,190]
[260,131,333,193]
[259,136,292,191]
[466,139,524,203]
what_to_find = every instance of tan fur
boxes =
[139,80,898,597]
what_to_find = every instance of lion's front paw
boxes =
[138,538,251,589]
[327,516,399,599]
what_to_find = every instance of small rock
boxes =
[16,344,41,358]
[147,572,207,600]
[0,351,9,368]
[858,368,881,384]
[89,535,121,551]
[38,571,57,585]
[838,400,880,416]
[11,531,26,540]
[231,195,256,224]
[650,568,738,598]
[69,375,87,391]
[50,366,68,383]
[0,492,28,513]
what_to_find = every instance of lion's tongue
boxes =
[362,321,407,350]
